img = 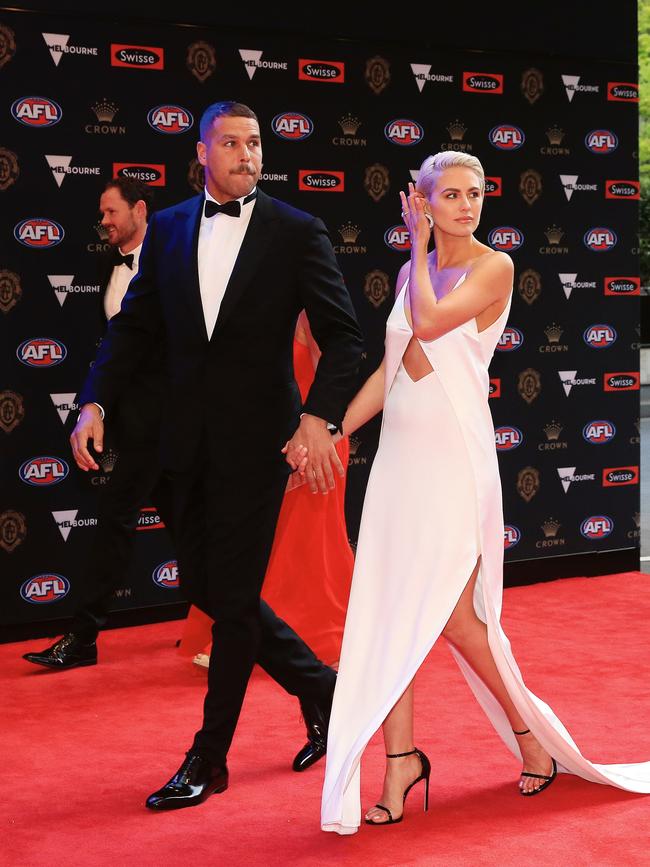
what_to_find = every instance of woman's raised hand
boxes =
[399,182,431,250]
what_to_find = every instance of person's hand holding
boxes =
[285,471,307,493]
[70,403,104,471]
[283,414,343,494]
[400,181,431,251]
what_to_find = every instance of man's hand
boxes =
[70,404,104,471]
[282,414,343,494]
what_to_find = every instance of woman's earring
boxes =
[425,213,434,229]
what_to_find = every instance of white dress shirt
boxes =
[198,187,256,339]
[103,243,142,320]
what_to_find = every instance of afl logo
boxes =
[298,170,344,191]
[17,337,67,367]
[580,516,613,539]
[584,130,618,154]
[298,59,345,83]
[583,324,616,348]
[272,112,314,140]
[20,573,70,604]
[11,96,62,127]
[14,218,64,248]
[504,525,521,549]
[147,105,193,134]
[496,327,523,351]
[495,426,523,451]
[582,420,616,444]
[153,559,179,588]
[605,277,640,296]
[19,456,69,486]
[584,228,617,252]
[463,72,504,93]
[488,226,523,252]
[384,119,424,146]
[384,225,411,252]
[489,124,525,150]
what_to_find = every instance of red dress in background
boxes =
[179,337,354,665]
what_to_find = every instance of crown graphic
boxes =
[338,222,361,243]
[633,512,640,529]
[91,99,118,122]
[543,421,563,441]
[541,518,561,538]
[544,323,563,343]
[546,125,564,145]
[99,448,119,473]
[348,436,360,456]
[544,225,564,244]
[94,220,109,240]
[338,113,361,135]
[446,119,467,141]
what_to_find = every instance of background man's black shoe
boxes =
[146,753,228,811]
[23,633,97,670]
[293,687,334,772]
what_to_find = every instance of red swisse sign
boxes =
[489,378,501,398]
[113,163,166,186]
[110,44,164,69]
[462,72,503,94]
[603,372,640,391]
[604,276,640,296]
[607,82,639,102]
[602,466,639,487]
[298,59,344,83]
[298,170,345,192]
[484,177,502,197]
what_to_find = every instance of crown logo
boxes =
[348,436,361,456]
[338,222,361,243]
[94,220,109,240]
[544,323,563,343]
[338,114,362,135]
[543,421,563,441]
[546,125,565,145]
[446,119,467,141]
[541,518,561,538]
[98,448,119,474]
[91,99,119,122]
[544,225,564,244]
[633,512,640,529]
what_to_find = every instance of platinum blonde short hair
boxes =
[416,152,485,198]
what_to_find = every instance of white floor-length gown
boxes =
[321,274,650,835]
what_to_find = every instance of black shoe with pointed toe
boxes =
[292,682,335,772]
[22,633,97,670]
[146,753,229,811]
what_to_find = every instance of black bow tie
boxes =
[113,251,134,269]
[204,192,257,219]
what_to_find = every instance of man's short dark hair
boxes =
[103,177,154,220]
[199,101,258,142]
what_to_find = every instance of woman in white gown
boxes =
[318,152,650,835]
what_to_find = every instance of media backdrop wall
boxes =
[0,9,640,630]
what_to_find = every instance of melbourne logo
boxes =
[111,44,164,69]
[582,420,616,444]
[272,112,313,140]
[462,71,503,93]
[583,324,617,348]
[504,525,521,549]
[45,155,100,187]
[584,228,617,252]
[562,74,599,102]
[580,516,614,539]
[17,338,67,367]
[20,573,70,604]
[152,560,179,588]
[384,119,424,146]
[603,372,639,391]
[558,370,596,396]
[238,49,287,79]
[42,32,98,66]
[605,276,640,296]
[147,105,193,134]
[14,218,64,248]
[487,227,523,252]
[298,170,344,191]
[298,58,344,82]
[557,273,596,299]
[48,275,100,305]
[489,125,525,150]
[603,467,639,487]
[607,82,639,102]
[410,64,454,92]
[11,96,62,127]
[50,392,78,422]
[113,163,166,185]
[585,130,618,154]
[559,174,597,201]
[557,466,595,493]
[384,225,410,252]
[19,456,69,486]
[496,327,523,351]
[495,426,523,451]
[52,509,97,541]
[605,180,640,200]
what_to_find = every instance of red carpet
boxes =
[5,572,650,867]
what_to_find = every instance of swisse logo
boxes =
[384,225,411,252]
[584,228,617,252]
[152,559,179,588]
[19,456,69,486]
[17,338,67,367]
[583,324,616,349]
[298,170,344,192]
[462,72,503,93]
[605,180,640,199]
[113,163,165,186]
[489,125,525,150]
[605,276,640,296]
[11,96,62,127]
[147,105,193,134]
[495,426,523,450]
[484,177,502,196]
[504,525,521,549]
[607,82,639,102]
[137,507,166,531]
[272,112,313,140]
[489,378,501,398]
[14,218,64,248]
[583,420,616,444]
[580,516,614,539]
[487,227,523,252]
[111,44,164,69]
[298,59,344,82]
[604,372,639,391]
[585,130,618,154]
[603,466,639,487]
[20,573,70,604]
[496,327,523,351]
[384,119,424,146]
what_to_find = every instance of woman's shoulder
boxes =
[466,249,513,283]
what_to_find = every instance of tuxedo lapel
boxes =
[173,195,207,340]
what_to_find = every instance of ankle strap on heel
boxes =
[386,749,417,758]
[513,728,530,736]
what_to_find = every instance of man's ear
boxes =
[197,141,207,166]
[135,200,147,222]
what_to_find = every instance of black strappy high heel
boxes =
[513,728,557,796]
[364,747,431,826]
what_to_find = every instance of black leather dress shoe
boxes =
[22,633,97,670]
[292,683,335,772]
[146,753,228,811]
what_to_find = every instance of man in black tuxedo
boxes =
[69,101,364,811]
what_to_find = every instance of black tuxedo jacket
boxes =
[80,190,363,474]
